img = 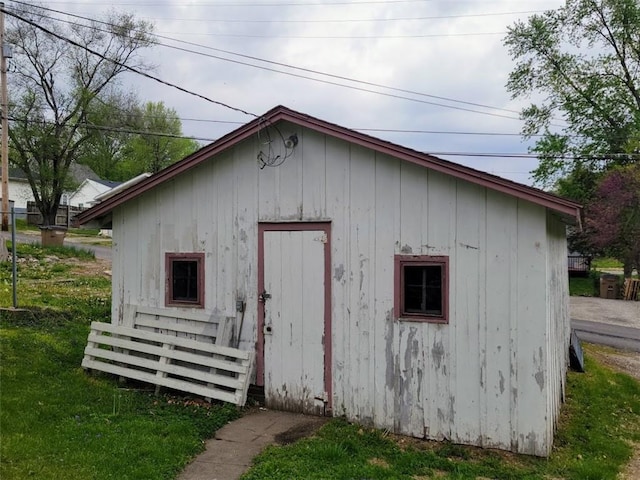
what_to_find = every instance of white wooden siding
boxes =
[111,120,569,455]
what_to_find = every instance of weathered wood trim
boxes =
[393,255,449,323]
[164,252,205,308]
[132,304,235,346]
[256,222,333,410]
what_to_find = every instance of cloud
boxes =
[61,0,566,185]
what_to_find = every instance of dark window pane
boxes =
[404,265,442,315]
[172,260,199,302]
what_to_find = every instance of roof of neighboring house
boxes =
[3,163,102,184]
[92,179,121,189]
[76,105,582,225]
[69,163,101,183]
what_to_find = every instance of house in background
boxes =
[3,163,114,221]
[3,167,38,219]
[77,105,581,457]
[65,178,121,209]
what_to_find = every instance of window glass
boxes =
[395,255,448,323]
[172,260,199,302]
[404,265,442,315]
[165,253,204,307]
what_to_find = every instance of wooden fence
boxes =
[26,202,84,227]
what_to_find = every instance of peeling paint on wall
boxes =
[334,264,345,282]
[400,244,412,254]
[385,310,395,391]
[431,340,445,371]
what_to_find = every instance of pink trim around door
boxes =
[257,222,332,410]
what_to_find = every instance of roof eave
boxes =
[75,105,582,225]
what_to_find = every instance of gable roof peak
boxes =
[75,104,581,226]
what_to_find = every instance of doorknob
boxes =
[263,324,273,335]
[258,290,271,303]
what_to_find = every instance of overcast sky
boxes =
[39,0,566,185]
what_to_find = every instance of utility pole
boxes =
[0,2,9,232]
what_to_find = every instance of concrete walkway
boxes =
[178,409,327,480]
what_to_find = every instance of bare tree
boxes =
[6,4,153,227]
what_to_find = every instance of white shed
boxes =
[77,106,581,456]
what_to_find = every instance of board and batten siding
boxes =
[110,121,569,456]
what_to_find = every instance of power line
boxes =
[34,0,501,7]
[11,3,527,122]
[7,115,211,142]
[11,113,638,162]
[142,10,546,24]
[0,4,579,136]
[2,6,258,119]
[156,30,507,39]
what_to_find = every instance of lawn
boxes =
[1,244,639,479]
[569,274,599,296]
[242,349,640,479]
[0,244,239,480]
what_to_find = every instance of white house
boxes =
[3,164,114,219]
[77,106,581,456]
[66,178,120,209]
[4,168,36,215]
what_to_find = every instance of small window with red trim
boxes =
[165,253,205,308]
[395,255,448,323]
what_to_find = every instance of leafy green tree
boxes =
[116,102,200,178]
[504,0,640,190]
[77,92,141,180]
[79,100,199,181]
[7,4,153,226]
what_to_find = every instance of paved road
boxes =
[571,319,640,352]
[0,231,112,260]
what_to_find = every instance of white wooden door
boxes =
[263,229,327,415]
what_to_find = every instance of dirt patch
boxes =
[586,348,640,382]
[68,257,112,277]
[274,418,327,445]
[368,457,390,468]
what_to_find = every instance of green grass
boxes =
[2,243,97,287]
[2,246,639,479]
[14,218,101,237]
[0,248,240,479]
[592,257,624,269]
[569,274,599,296]
[242,350,640,480]
[9,241,96,260]
[13,218,39,231]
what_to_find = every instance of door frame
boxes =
[256,222,332,409]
